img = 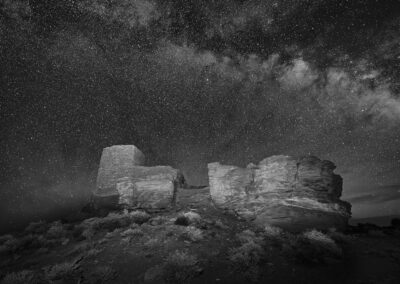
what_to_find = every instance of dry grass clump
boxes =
[163,250,201,283]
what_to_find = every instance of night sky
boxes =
[1,0,400,231]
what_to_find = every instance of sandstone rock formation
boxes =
[94,145,184,210]
[96,145,145,195]
[208,155,351,231]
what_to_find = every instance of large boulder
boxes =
[94,145,184,210]
[208,155,351,231]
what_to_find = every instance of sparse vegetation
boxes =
[291,229,342,263]
[77,210,150,240]
[228,229,266,281]
[1,270,42,284]
[44,259,81,281]
[163,250,201,283]
[46,221,66,239]
[150,215,170,226]
[121,228,144,238]
[182,226,203,242]
[229,241,265,267]
[144,237,162,248]
[327,228,352,243]
[0,234,51,256]
[264,225,284,239]
[25,221,48,235]
[129,210,151,224]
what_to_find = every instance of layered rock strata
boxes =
[208,155,351,231]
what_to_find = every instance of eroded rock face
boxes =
[96,145,145,195]
[208,155,351,231]
[95,145,184,210]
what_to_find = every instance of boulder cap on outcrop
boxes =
[208,155,351,231]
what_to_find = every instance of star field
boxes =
[1,0,400,231]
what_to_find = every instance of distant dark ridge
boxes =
[350,215,400,226]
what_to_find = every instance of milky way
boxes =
[1,0,400,231]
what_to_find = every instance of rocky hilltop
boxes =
[94,145,351,231]
[208,155,351,231]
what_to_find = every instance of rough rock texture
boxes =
[208,155,351,231]
[95,145,184,210]
[96,145,145,195]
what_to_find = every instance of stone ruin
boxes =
[94,145,184,210]
[94,145,351,231]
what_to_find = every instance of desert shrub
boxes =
[263,225,286,248]
[46,221,66,239]
[121,228,144,238]
[130,211,151,224]
[44,260,80,281]
[236,230,263,244]
[79,213,129,235]
[183,212,201,223]
[293,229,342,263]
[86,248,102,257]
[228,241,265,282]
[229,241,264,267]
[79,211,150,237]
[67,242,92,257]
[163,250,201,283]
[150,215,170,226]
[0,234,49,255]
[174,211,202,227]
[25,221,48,234]
[0,235,17,255]
[228,229,267,281]
[264,225,284,239]
[327,228,352,244]
[0,235,13,245]
[214,220,229,230]
[1,270,43,284]
[144,237,161,248]
[81,227,96,241]
[182,226,203,242]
